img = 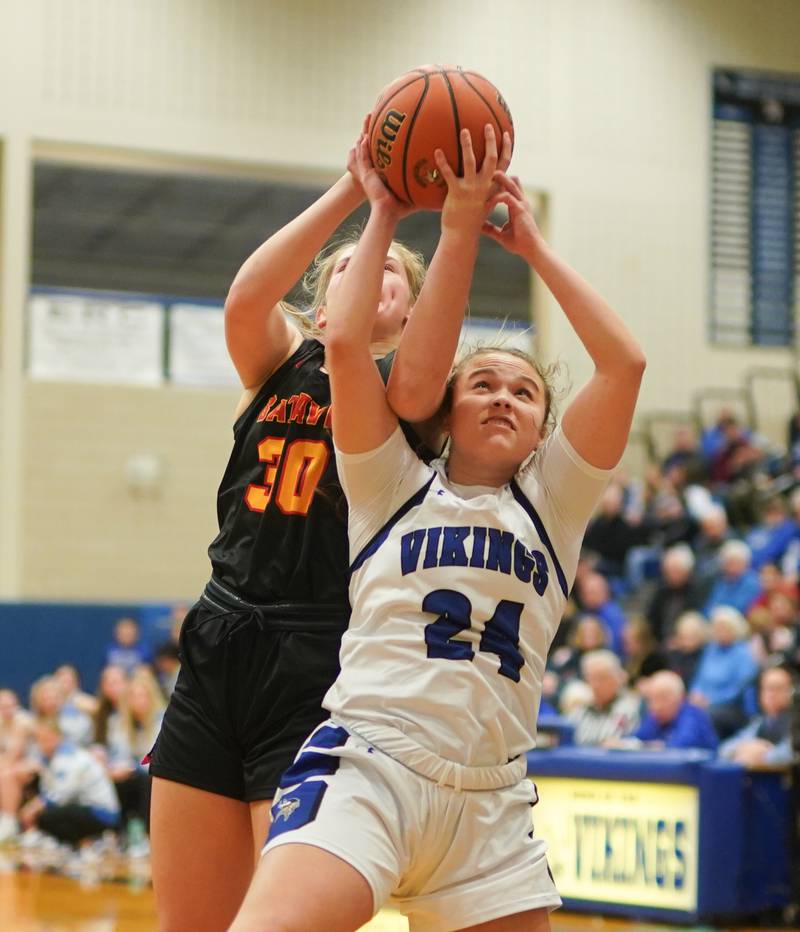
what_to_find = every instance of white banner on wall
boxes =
[168,303,239,387]
[28,294,164,385]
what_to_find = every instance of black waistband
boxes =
[199,577,349,632]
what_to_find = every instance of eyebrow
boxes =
[468,366,542,391]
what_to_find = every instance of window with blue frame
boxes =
[711,68,800,346]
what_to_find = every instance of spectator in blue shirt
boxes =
[577,572,627,658]
[746,496,797,571]
[631,671,718,751]
[103,617,151,675]
[690,606,759,738]
[719,664,794,767]
[18,717,119,846]
[703,540,762,617]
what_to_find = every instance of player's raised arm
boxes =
[224,160,365,395]
[386,126,512,423]
[324,137,408,455]
[483,173,646,470]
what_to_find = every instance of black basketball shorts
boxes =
[147,589,346,802]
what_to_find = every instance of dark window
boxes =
[32,162,530,321]
[710,68,800,346]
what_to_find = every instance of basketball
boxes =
[368,65,514,210]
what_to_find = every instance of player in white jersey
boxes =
[230,129,645,932]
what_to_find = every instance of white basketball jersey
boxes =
[326,423,611,768]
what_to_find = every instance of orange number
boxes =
[244,438,329,516]
[276,440,330,516]
[244,437,286,512]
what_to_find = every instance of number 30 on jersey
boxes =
[244,438,329,516]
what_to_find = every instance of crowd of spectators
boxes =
[543,408,798,760]
[0,611,183,856]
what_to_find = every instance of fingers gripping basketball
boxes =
[368,65,515,209]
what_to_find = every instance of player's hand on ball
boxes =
[435,124,500,236]
[350,127,416,221]
[491,130,513,195]
[482,173,544,260]
[345,118,369,198]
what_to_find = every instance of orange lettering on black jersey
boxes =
[275,440,331,515]
[245,437,329,516]
[256,395,278,423]
[288,392,312,423]
[323,406,333,429]
[306,400,328,426]
[265,398,288,423]
[244,437,287,512]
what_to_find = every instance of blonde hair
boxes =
[29,675,62,715]
[284,233,427,339]
[119,668,166,754]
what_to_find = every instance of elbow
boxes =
[634,352,647,384]
[224,280,251,323]
[624,346,647,385]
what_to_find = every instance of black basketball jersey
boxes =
[207,338,427,618]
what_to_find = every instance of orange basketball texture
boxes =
[368,65,514,210]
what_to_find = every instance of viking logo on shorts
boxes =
[275,796,301,822]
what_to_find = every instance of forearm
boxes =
[325,206,398,356]
[388,228,480,421]
[325,205,400,454]
[226,173,364,314]
[526,240,645,374]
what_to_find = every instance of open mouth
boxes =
[484,415,515,431]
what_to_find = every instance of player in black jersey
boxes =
[148,129,511,931]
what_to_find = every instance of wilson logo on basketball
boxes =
[496,92,514,125]
[375,109,407,169]
[412,158,445,190]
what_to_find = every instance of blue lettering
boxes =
[423,527,442,569]
[612,818,628,882]
[532,550,549,596]
[635,823,649,884]
[513,540,533,583]
[674,821,686,889]
[440,526,470,567]
[655,819,667,887]
[423,589,474,662]
[479,599,524,682]
[486,529,513,574]
[469,526,486,567]
[400,529,425,575]
[573,816,685,889]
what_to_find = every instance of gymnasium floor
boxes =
[0,838,790,932]
[0,871,790,932]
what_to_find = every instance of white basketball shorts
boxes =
[263,720,561,932]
